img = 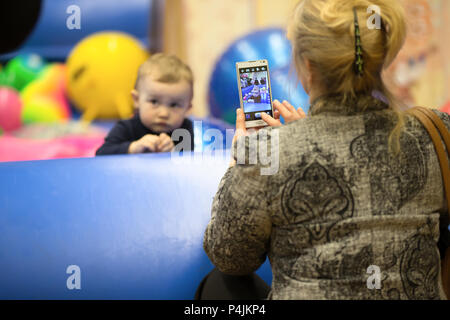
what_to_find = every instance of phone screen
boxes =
[238,66,273,121]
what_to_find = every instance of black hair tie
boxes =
[353,7,364,77]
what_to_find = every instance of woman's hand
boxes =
[261,99,306,126]
[229,108,265,167]
[229,100,306,166]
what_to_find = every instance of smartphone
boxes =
[236,59,274,128]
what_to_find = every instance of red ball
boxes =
[440,101,450,115]
[0,86,23,132]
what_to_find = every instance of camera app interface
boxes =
[239,66,273,121]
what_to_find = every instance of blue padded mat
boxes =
[0,152,272,299]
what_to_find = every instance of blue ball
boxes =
[208,28,309,124]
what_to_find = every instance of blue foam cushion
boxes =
[0,152,272,299]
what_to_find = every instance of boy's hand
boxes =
[128,133,175,154]
[157,133,175,152]
[128,134,160,154]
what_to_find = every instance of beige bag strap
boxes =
[406,107,450,299]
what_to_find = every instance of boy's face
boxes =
[132,77,192,133]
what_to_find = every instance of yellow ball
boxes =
[66,32,149,121]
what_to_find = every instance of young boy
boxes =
[96,53,194,155]
[243,86,261,103]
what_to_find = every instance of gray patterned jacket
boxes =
[203,94,450,299]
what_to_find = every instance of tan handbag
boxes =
[406,107,450,299]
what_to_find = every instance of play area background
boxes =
[1,0,450,301]
[0,0,449,163]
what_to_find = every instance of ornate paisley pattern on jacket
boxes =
[203,93,450,299]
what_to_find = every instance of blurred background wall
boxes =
[0,0,449,162]
[165,0,450,116]
[2,0,448,119]
[163,0,299,117]
[384,0,450,109]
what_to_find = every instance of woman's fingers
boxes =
[273,99,291,119]
[261,111,281,127]
[235,107,246,133]
[273,110,281,120]
[273,99,307,123]
[296,106,306,118]
[281,100,296,112]
[232,107,248,146]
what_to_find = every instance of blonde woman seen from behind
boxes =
[199,0,450,300]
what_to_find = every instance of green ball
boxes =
[21,97,63,124]
[5,54,46,91]
[0,69,15,88]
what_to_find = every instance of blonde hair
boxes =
[135,53,194,96]
[287,0,407,153]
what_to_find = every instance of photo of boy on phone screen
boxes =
[239,69,271,113]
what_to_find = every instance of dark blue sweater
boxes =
[96,113,194,155]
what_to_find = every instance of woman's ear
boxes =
[131,89,139,109]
